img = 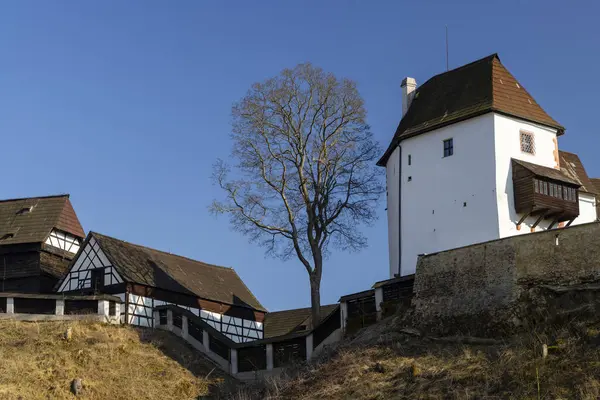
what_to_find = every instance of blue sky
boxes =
[1,1,599,311]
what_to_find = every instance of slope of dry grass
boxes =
[0,319,232,399]
[231,318,600,400]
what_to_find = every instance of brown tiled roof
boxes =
[559,151,597,194]
[590,178,600,194]
[90,232,266,312]
[0,195,85,245]
[263,304,338,339]
[512,158,580,186]
[378,54,564,166]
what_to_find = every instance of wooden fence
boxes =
[0,292,121,323]
[155,304,341,379]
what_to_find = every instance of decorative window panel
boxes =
[520,131,535,154]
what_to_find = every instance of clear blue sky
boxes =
[1,1,598,311]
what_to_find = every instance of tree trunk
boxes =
[310,273,321,328]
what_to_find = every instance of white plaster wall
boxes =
[572,193,597,225]
[493,114,561,236]
[386,147,401,278]
[398,113,499,276]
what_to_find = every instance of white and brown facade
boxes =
[379,54,599,278]
[57,232,266,343]
[0,195,85,293]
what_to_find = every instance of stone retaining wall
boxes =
[413,222,600,335]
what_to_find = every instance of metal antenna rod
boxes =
[446,25,449,71]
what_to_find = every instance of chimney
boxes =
[401,77,417,117]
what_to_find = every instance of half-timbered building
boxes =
[57,231,266,343]
[0,194,85,293]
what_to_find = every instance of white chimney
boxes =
[401,77,417,117]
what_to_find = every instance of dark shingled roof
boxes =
[559,151,597,194]
[378,54,564,166]
[591,178,600,194]
[512,158,580,186]
[0,194,85,245]
[90,232,266,312]
[263,304,338,339]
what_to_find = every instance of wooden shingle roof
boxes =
[0,194,85,245]
[89,232,266,312]
[263,304,339,339]
[511,158,580,186]
[378,54,564,165]
[559,151,597,194]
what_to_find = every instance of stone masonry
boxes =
[413,222,600,335]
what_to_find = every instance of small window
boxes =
[534,179,539,193]
[520,131,535,154]
[408,155,412,166]
[16,206,33,215]
[443,138,453,157]
[0,233,14,241]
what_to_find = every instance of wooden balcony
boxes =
[512,159,581,226]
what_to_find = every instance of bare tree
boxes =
[211,63,384,325]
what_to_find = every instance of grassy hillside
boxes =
[0,320,232,399]
[235,316,600,399]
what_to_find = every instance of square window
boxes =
[520,131,535,154]
[443,139,453,157]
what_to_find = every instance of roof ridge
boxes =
[424,53,497,83]
[90,231,235,272]
[0,194,70,204]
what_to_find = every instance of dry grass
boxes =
[233,321,600,400]
[0,319,231,399]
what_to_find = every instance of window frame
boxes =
[443,138,454,158]
[520,131,535,155]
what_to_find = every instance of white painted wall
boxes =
[494,114,562,236]
[385,146,401,277]
[396,113,499,276]
[572,193,597,225]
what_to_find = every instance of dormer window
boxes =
[0,233,14,241]
[520,131,535,155]
[16,206,33,215]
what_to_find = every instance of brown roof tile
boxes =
[90,232,266,312]
[263,304,338,339]
[378,54,564,166]
[559,151,597,194]
[512,158,580,186]
[0,195,85,246]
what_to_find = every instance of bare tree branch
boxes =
[210,63,384,324]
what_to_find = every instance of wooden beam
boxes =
[531,211,548,229]
[548,216,562,230]
[517,210,533,229]
[565,218,575,227]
